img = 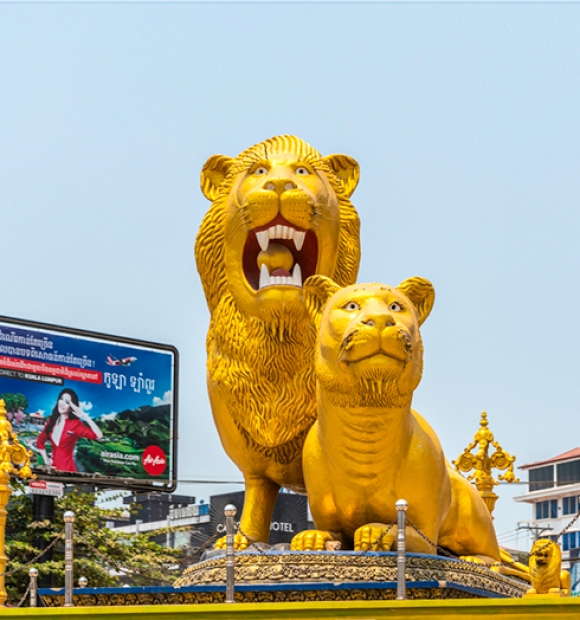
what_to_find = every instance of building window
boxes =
[557,460,580,486]
[535,501,546,519]
[563,532,578,552]
[529,465,554,492]
[535,500,558,520]
[563,496,579,516]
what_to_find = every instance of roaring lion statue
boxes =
[195,135,361,546]
[526,539,571,596]
[291,276,500,562]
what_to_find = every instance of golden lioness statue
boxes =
[291,275,500,562]
[195,136,361,546]
[525,539,571,596]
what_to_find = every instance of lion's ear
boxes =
[200,154,234,201]
[397,277,435,326]
[322,154,360,198]
[303,275,342,327]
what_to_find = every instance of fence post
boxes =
[28,568,38,608]
[63,511,75,607]
[396,499,408,601]
[224,504,237,604]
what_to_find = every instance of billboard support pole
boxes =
[224,504,237,604]
[63,511,75,607]
[33,494,55,588]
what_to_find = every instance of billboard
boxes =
[210,491,308,545]
[0,315,177,491]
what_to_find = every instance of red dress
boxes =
[36,418,98,472]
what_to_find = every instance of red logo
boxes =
[141,446,167,476]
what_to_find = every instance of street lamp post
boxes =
[28,568,38,607]
[63,511,75,607]
[396,499,408,601]
[0,399,35,607]
[224,504,237,604]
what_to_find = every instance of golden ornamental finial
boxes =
[0,398,35,606]
[0,399,35,480]
[453,411,519,516]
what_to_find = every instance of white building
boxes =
[515,447,580,586]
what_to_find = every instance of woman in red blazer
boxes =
[36,388,103,472]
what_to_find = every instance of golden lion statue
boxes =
[525,539,571,596]
[291,275,500,562]
[195,136,361,546]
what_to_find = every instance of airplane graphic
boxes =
[106,355,137,367]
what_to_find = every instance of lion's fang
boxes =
[294,231,305,251]
[259,264,270,288]
[256,225,306,252]
[292,263,302,286]
[256,230,270,252]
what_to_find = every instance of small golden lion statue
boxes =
[526,539,571,596]
[291,275,500,562]
[195,136,361,546]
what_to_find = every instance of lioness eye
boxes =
[296,167,310,176]
[389,302,402,312]
[345,302,359,311]
[254,167,268,175]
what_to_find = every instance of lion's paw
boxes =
[214,533,250,551]
[290,530,335,551]
[354,523,395,551]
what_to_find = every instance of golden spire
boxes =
[453,411,519,516]
[0,398,35,606]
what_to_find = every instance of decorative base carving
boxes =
[175,550,528,600]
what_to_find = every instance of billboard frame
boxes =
[0,314,178,493]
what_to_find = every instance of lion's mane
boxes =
[195,135,360,463]
[529,540,564,594]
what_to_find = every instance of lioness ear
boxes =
[303,275,342,327]
[200,154,234,201]
[322,154,360,198]
[397,277,435,326]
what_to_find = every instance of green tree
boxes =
[4,481,184,605]
[1,393,28,415]
[1,393,15,415]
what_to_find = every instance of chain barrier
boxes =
[551,508,580,543]
[75,538,115,565]
[357,520,397,555]
[522,507,580,561]
[405,519,525,569]
[0,532,64,578]
[14,580,32,608]
[73,538,174,585]
[182,527,224,561]
[404,507,580,571]
[242,521,401,556]
[405,518,458,559]
[237,526,270,556]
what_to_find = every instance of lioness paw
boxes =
[214,533,250,551]
[354,523,395,551]
[290,530,334,551]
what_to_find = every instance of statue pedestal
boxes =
[174,550,528,601]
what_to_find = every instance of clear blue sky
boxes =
[1,1,579,548]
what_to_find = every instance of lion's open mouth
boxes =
[242,215,318,290]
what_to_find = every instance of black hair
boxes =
[45,388,80,438]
